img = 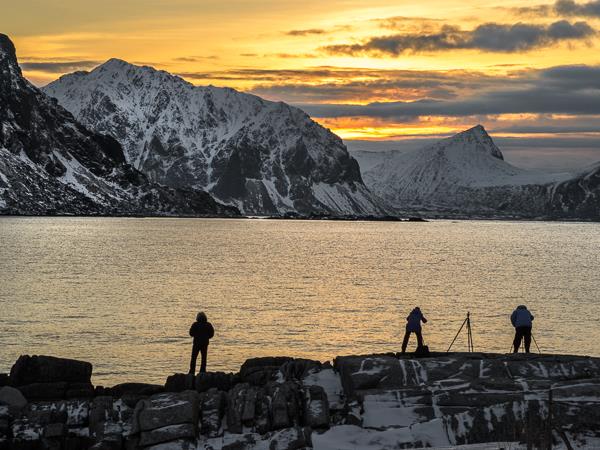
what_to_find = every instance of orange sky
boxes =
[5,0,600,163]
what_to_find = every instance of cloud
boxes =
[323,20,595,55]
[286,28,326,36]
[555,0,600,17]
[173,56,219,62]
[299,64,600,119]
[19,60,100,73]
[515,1,600,17]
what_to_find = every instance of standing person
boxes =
[189,312,214,375]
[402,307,427,353]
[511,305,534,353]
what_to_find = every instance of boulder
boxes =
[226,383,258,434]
[23,405,68,426]
[0,386,27,414]
[43,422,67,438]
[303,385,329,429]
[266,382,303,430]
[90,396,114,440]
[17,382,67,401]
[136,391,199,432]
[164,374,194,393]
[279,359,321,382]
[139,423,196,447]
[194,372,236,393]
[105,383,164,399]
[199,388,226,437]
[334,355,405,397]
[240,357,293,386]
[66,382,95,399]
[10,355,92,386]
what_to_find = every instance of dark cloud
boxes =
[555,0,600,17]
[323,20,595,55]
[19,60,100,73]
[515,1,600,17]
[286,28,326,36]
[299,64,600,119]
[177,66,514,103]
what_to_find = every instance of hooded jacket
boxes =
[189,317,214,346]
[511,305,534,328]
[406,307,427,332]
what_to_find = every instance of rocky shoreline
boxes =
[1,352,599,449]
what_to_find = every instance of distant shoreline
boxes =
[2,213,600,223]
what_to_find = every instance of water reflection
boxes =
[0,217,599,385]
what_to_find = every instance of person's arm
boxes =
[421,315,427,324]
[530,314,534,321]
[208,323,215,339]
[189,323,196,337]
[510,311,516,326]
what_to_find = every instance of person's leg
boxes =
[523,327,532,353]
[200,344,208,373]
[189,343,200,375]
[416,330,423,349]
[401,331,411,353]
[513,328,523,353]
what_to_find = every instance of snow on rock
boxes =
[3,353,600,448]
[43,60,385,216]
[355,125,600,219]
[0,33,238,217]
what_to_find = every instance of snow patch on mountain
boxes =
[43,60,385,216]
[0,33,238,217]
[359,126,580,214]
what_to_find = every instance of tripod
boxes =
[447,312,474,353]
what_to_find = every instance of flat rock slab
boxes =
[140,423,196,447]
[137,391,200,432]
[10,355,92,386]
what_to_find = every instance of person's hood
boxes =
[517,305,528,310]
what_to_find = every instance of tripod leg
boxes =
[467,318,474,352]
[447,317,467,353]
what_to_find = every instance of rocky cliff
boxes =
[0,34,238,217]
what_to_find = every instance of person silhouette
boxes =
[189,312,214,375]
[511,305,534,353]
[402,307,427,353]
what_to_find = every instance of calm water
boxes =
[1,217,599,385]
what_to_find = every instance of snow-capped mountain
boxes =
[355,126,600,219]
[43,60,385,216]
[0,34,238,217]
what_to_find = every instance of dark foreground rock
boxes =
[1,353,600,449]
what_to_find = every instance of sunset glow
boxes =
[6,0,600,167]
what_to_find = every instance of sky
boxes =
[5,0,600,170]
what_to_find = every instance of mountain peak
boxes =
[452,124,503,160]
[96,58,133,72]
[0,34,19,71]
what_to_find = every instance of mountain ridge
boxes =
[355,126,599,219]
[43,59,386,216]
[0,33,239,217]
